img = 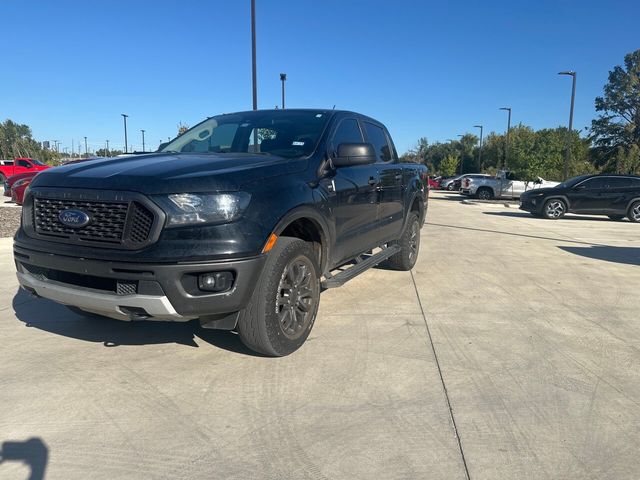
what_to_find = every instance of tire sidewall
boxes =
[477,188,492,200]
[628,201,640,223]
[542,198,566,220]
[256,239,320,355]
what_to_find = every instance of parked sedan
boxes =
[440,175,465,191]
[4,171,38,199]
[519,174,640,222]
[11,175,34,205]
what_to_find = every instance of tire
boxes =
[542,198,566,219]
[608,214,625,221]
[387,212,421,271]
[628,201,640,223]
[447,183,454,191]
[0,173,6,183]
[476,187,493,200]
[236,237,320,356]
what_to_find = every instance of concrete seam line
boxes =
[410,270,471,480]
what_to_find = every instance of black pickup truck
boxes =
[14,109,428,356]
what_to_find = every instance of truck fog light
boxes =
[198,272,234,292]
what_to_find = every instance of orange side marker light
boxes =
[262,233,278,253]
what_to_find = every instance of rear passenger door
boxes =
[362,122,404,243]
[601,177,634,213]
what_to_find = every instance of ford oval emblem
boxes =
[58,209,91,228]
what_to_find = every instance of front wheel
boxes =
[387,212,421,271]
[236,237,320,356]
[628,201,640,223]
[447,183,454,191]
[542,198,566,219]
[476,187,493,200]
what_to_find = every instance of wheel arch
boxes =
[271,206,332,274]
[476,186,494,198]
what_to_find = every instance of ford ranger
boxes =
[14,109,428,356]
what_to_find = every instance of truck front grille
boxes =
[32,197,156,248]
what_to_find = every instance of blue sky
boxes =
[2,0,639,154]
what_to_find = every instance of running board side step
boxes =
[321,245,400,289]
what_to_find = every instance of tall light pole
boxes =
[280,73,287,109]
[141,129,146,152]
[559,71,576,180]
[474,125,483,171]
[251,0,257,110]
[121,114,129,153]
[499,107,512,170]
[84,136,88,156]
[106,140,110,156]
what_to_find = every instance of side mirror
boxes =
[333,143,376,167]
[157,142,170,152]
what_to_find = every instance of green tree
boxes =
[94,148,124,157]
[590,49,640,165]
[440,153,460,176]
[0,119,59,164]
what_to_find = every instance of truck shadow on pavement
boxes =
[0,437,48,480]
[558,246,640,266]
[483,211,615,222]
[11,289,265,357]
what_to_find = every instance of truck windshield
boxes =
[160,110,330,159]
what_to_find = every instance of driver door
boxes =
[319,118,379,265]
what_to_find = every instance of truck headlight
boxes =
[154,192,250,226]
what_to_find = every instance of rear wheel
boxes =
[387,212,421,271]
[476,187,493,200]
[447,183,454,191]
[628,201,640,223]
[236,237,320,356]
[542,198,566,219]
[608,214,625,221]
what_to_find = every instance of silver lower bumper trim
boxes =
[17,271,192,322]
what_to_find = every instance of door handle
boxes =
[368,176,378,186]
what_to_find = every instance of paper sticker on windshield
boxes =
[315,114,323,118]
[292,141,305,146]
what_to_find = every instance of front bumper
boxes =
[519,195,542,213]
[14,245,267,322]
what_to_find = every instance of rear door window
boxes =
[362,122,392,163]
[607,177,632,188]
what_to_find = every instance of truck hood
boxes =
[30,152,304,194]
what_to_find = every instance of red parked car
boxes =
[11,175,35,205]
[0,158,49,182]
[427,176,440,189]
[4,171,38,205]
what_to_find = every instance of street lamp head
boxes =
[280,73,287,81]
[473,125,482,128]
[558,71,575,76]
[499,107,511,111]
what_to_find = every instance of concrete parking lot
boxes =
[1,191,639,479]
